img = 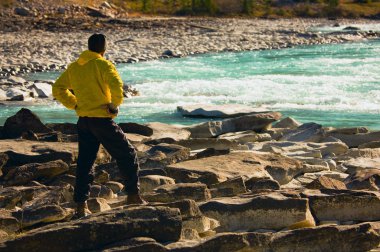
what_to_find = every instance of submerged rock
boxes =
[177,104,270,118]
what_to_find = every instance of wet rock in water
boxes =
[31,83,52,98]
[0,206,182,252]
[273,116,301,129]
[345,169,380,191]
[209,176,247,198]
[3,160,69,186]
[343,26,361,31]
[280,123,325,142]
[144,183,211,203]
[141,144,190,169]
[177,104,270,118]
[12,205,72,228]
[87,198,111,213]
[2,108,52,139]
[199,192,315,232]
[140,175,175,193]
[187,112,281,138]
[305,176,347,190]
[302,189,380,222]
[165,152,276,185]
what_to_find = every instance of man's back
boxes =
[53,50,123,118]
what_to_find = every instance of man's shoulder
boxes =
[94,57,115,68]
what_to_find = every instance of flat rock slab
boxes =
[302,189,380,222]
[330,131,380,148]
[146,122,191,141]
[0,206,182,252]
[177,104,270,118]
[166,152,289,185]
[199,192,315,232]
[342,157,380,174]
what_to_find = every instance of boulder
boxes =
[176,138,238,151]
[209,176,247,197]
[246,178,280,191]
[102,237,167,252]
[187,112,282,138]
[165,152,277,185]
[105,181,124,193]
[46,123,77,135]
[177,104,270,118]
[0,211,20,234]
[86,6,114,18]
[279,123,325,142]
[14,7,32,16]
[273,117,301,129]
[326,127,369,135]
[345,169,380,191]
[2,109,52,139]
[305,176,347,190]
[12,205,72,228]
[87,198,111,213]
[0,206,182,252]
[142,144,190,169]
[192,148,231,159]
[359,141,380,149]
[295,171,348,186]
[3,160,69,186]
[118,122,153,136]
[199,192,315,232]
[217,131,271,144]
[140,175,176,193]
[329,131,380,148]
[144,183,211,203]
[342,157,380,174]
[302,189,380,222]
[89,185,114,200]
[31,83,52,98]
[146,122,191,142]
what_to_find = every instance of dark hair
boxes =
[88,33,106,53]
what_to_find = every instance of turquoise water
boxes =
[5,39,380,128]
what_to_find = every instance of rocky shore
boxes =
[0,107,380,251]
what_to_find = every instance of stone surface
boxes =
[90,185,114,200]
[247,178,281,191]
[303,189,380,222]
[199,192,315,232]
[305,176,347,190]
[209,176,247,197]
[3,160,69,186]
[345,169,380,191]
[32,83,52,98]
[176,138,238,151]
[187,112,282,138]
[140,175,176,193]
[273,117,301,129]
[0,206,182,252]
[146,122,191,142]
[102,237,168,252]
[142,144,190,169]
[144,183,211,203]
[342,157,380,174]
[330,131,380,148]
[165,152,278,185]
[177,104,270,118]
[105,181,124,193]
[87,198,112,213]
[2,108,52,139]
[217,131,271,144]
[118,122,154,136]
[279,123,325,142]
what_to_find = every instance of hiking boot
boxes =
[73,201,92,219]
[126,194,148,206]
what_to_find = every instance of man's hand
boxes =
[106,103,119,116]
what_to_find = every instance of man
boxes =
[53,33,146,218]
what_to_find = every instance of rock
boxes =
[146,122,191,141]
[345,169,380,191]
[343,26,361,31]
[165,152,276,186]
[181,229,201,240]
[176,138,238,151]
[0,206,182,252]
[144,183,211,203]
[295,171,348,186]
[305,176,347,190]
[118,122,153,136]
[140,175,175,193]
[3,108,52,138]
[142,144,190,169]
[326,127,369,135]
[90,185,114,200]
[358,141,380,149]
[177,104,270,118]
[199,192,315,232]
[187,112,281,138]
[12,205,71,228]
[342,157,380,174]
[279,123,325,142]
[273,117,301,129]
[49,174,76,187]
[105,181,124,193]
[209,176,247,197]
[31,83,52,98]
[0,211,19,234]
[87,198,111,213]
[14,7,32,16]
[46,123,77,135]
[246,178,280,191]
[217,131,271,144]
[329,131,380,148]
[86,6,114,18]
[192,148,230,159]
[7,76,26,84]
[3,160,69,186]
[0,153,9,176]
[152,199,203,219]
[102,237,168,252]
[94,170,110,184]
[303,189,380,222]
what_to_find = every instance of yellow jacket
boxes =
[52,50,123,118]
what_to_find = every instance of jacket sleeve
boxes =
[52,68,77,110]
[104,62,124,107]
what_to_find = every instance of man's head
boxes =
[88,33,106,55]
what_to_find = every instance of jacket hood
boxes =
[77,50,102,65]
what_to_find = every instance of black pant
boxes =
[74,117,140,203]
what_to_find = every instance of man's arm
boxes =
[104,61,123,107]
[52,69,77,110]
